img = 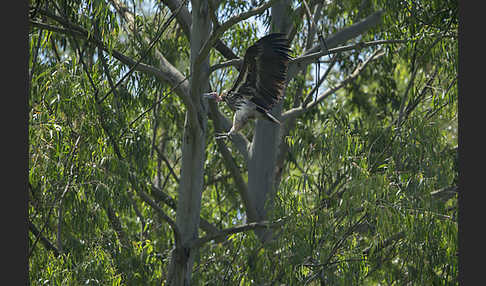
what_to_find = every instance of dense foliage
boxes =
[29,0,457,284]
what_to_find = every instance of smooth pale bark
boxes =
[247,105,281,242]
[287,10,384,79]
[166,0,386,281]
[245,1,384,244]
[167,0,211,285]
[246,0,292,243]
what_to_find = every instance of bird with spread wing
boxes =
[203,33,292,139]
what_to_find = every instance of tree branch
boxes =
[362,231,405,256]
[208,0,221,30]
[98,47,121,100]
[288,39,407,80]
[29,135,80,258]
[127,191,148,240]
[397,45,418,126]
[105,205,130,245]
[311,10,384,54]
[29,28,43,88]
[108,1,195,136]
[150,184,221,236]
[188,218,286,249]
[209,58,243,74]
[196,0,281,66]
[282,48,384,122]
[287,10,385,79]
[30,9,192,109]
[28,220,61,257]
[158,0,191,35]
[56,201,64,253]
[319,213,368,271]
[286,0,320,42]
[120,91,173,139]
[430,186,457,202]
[99,0,187,104]
[302,54,338,106]
[133,187,182,247]
[159,0,238,60]
[155,146,180,183]
[301,0,321,51]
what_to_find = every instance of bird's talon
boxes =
[215,132,231,140]
[201,34,290,143]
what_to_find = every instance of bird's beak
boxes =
[202,92,220,101]
[202,92,214,99]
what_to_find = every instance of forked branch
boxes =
[196,0,281,66]
[282,48,385,122]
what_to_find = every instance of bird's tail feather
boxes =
[256,106,281,124]
[263,111,281,124]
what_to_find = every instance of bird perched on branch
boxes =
[203,33,292,139]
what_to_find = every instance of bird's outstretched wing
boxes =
[229,33,292,112]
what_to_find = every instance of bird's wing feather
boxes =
[245,33,292,111]
[227,33,291,113]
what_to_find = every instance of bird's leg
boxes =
[215,132,231,140]
[215,117,240,140]
[215,126,235,140]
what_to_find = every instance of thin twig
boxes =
[196,0,281,66]
[132,186,182,247]
[362,231,405,256]
[289,39,410,77]
[28,135,81,258]
[150,90,162,159]
[302,0,318,50]
[28,220,61,257]
[322,213,368,268]
[62,7,185,245]
[404,66,439,120]
[282,48,384,122]
[208,0,221,30]
[69,30,125,158]
[97,0,189,104]
[303,258,366,268]
[105,205,130,244]
[302,54,338,106]
[31,6,191,103]
[188,218,286,249]
[155,146,180,183]
[209,58,243,74]
[397,44,418,126]
[119,71,190,139]
[128,191,147,240]
[149,184,221,236]
[119,91,171,139]
[97,47,120,99]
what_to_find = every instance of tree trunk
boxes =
[246,0,292,243]
[167,0,211,284]
[247,103,280,242]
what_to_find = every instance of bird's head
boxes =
[202,90,225,102]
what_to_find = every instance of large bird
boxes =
[203,33,292,139]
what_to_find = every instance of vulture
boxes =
[203,33,292,139]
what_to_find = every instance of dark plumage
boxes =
[203,33,292,139]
